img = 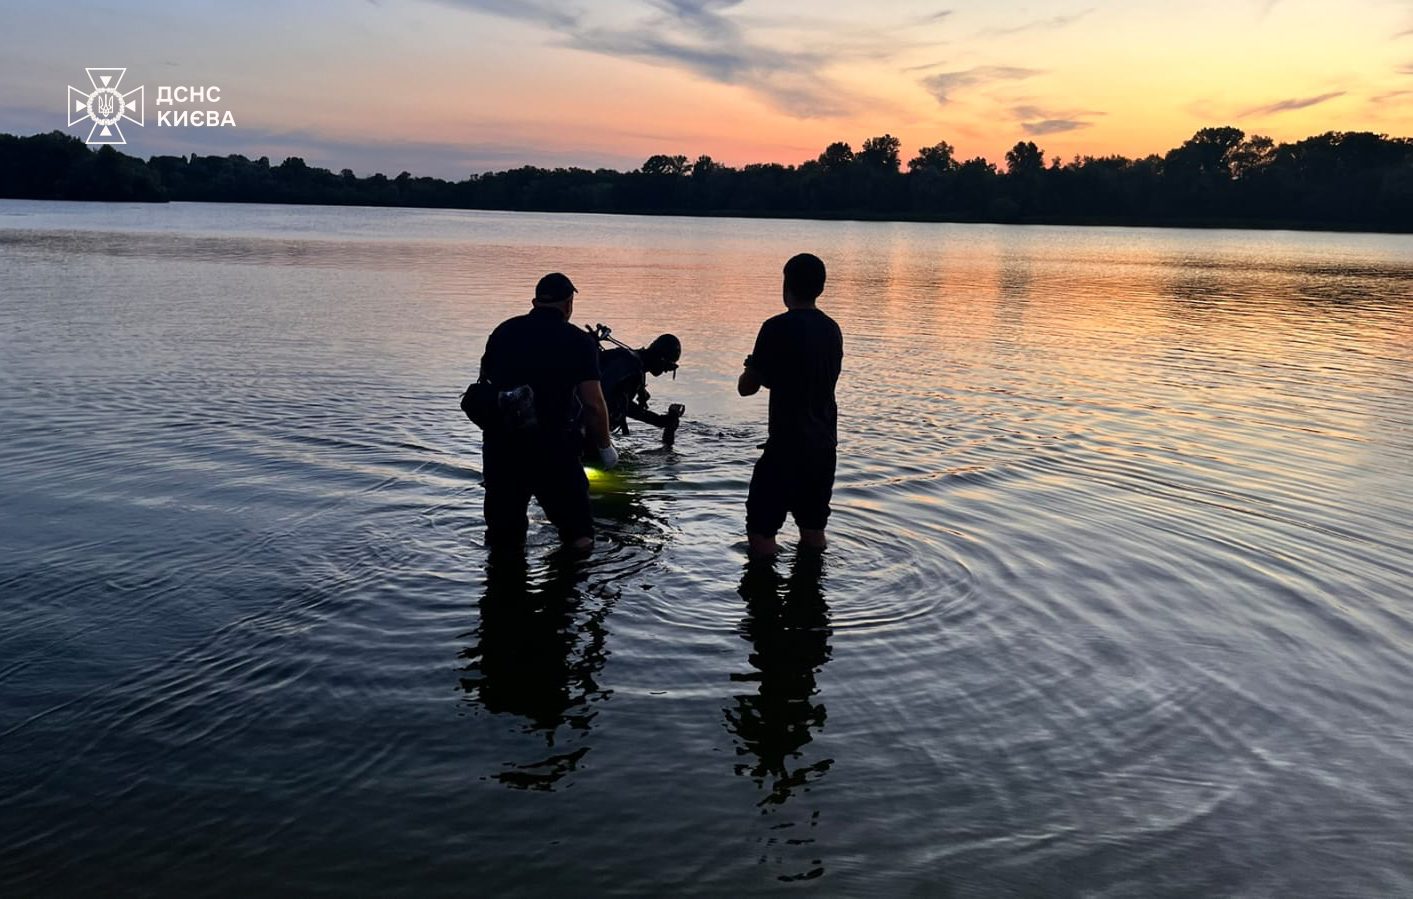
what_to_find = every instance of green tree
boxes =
[908,140,958,173]
[641,154,689,176]
[691,154,720,176]
[817,141,854,170]
[1005,140,1045,176]
[1228,135,1275,179]
[1165,126,1247,179]
[858,134,902,171]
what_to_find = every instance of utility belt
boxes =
[460,381,586,445]
[460,380,537,432]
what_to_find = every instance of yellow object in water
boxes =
[584,466,621,488]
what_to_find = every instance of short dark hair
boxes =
[783,253,826,302]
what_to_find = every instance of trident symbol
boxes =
[67,68,144,145]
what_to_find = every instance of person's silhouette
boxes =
[737,254,843,559]
[475,272,616,554]
[457,550,610,789]
[597,333,686,448]
[725,552,834,807]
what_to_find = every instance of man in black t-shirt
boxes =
[737,253,844,558]
[478,272,616,553]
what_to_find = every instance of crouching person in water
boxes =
[477,272,617,553]
[737,253,843,558]
[598,333,686,448]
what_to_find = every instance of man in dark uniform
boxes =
[598,334,686,448]
[737,253,843,559]
[478,272,616,553]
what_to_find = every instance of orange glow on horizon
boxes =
[11,0,1408,176]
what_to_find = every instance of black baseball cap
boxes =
[534,272,577,302]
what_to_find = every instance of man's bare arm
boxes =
[625,402,673,427]
[578,380,613,448]
[738,359,763,397]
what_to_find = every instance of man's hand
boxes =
[662,404,685,449]
[596,444,620,470]
[737,360,762,397]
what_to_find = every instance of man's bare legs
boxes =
[747,532,780,559]
[749,529,827,558]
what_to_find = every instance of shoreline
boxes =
[4,196,1411,238]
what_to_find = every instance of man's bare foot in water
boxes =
[747,533,779,559]
[799,528,827,552]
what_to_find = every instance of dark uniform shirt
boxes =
[479,307,600,444]
[599,347,645,428]
[749,307,843,450]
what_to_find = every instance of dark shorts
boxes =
[483,434,593,546]
[746,443,836,538]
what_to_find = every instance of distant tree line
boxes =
[2,127,1411,231]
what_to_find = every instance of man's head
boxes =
[533,272,578,319]
[782,253,826,306]
[641,333,682,376]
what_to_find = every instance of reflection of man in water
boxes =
[737,253,844,559]
[458,553,610,790]
[478,273,616,553]
[598,334,686,448]
[726,552,833,809]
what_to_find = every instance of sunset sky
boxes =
[3,0,1410,177]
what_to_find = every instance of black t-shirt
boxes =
[479,307,601,438]
[750,307,843,450]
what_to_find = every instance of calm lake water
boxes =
[1,201,1410,895]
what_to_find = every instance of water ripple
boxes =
[2,204,1410,895]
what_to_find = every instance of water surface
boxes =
[1,201,1410,894]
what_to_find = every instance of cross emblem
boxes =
[68,68,145,145]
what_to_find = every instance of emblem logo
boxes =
[68,68,145,145]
